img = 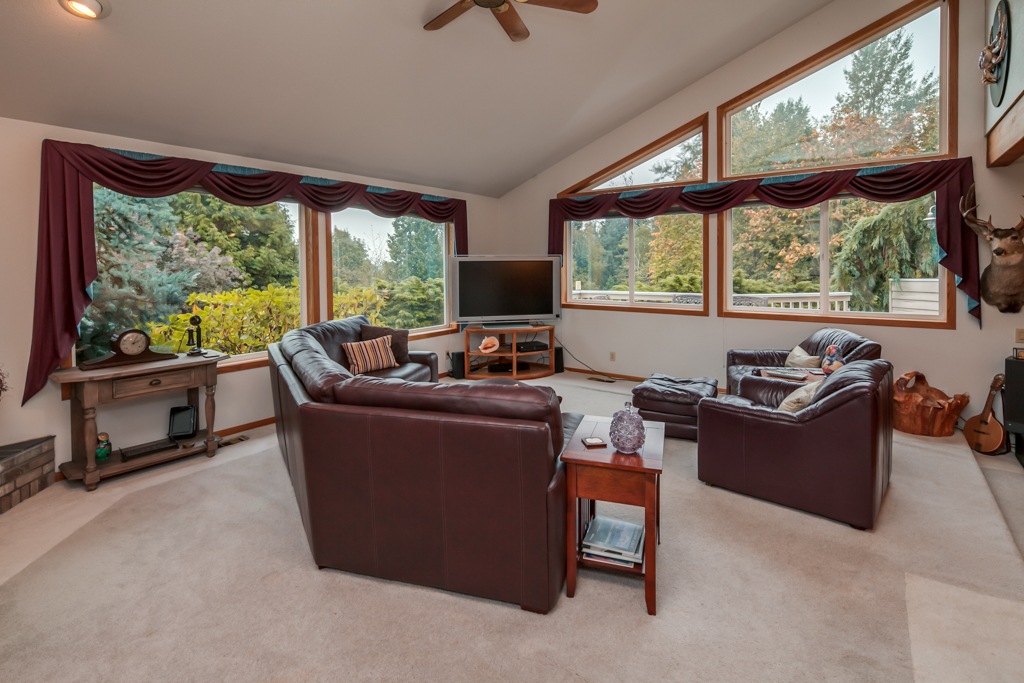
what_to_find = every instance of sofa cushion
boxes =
[363,362,432,383]
[800,328,877,360]
[332,376,565,454]
[361,324,410,365]
[777,380,824,413]
[633,375,718,406]
[562,412,585,454]
[785,345,821,368]
[289,315,370,367]
[810,359,892,405]
[287,345,353,403]
[342,336,398,374]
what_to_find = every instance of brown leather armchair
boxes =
[698,359,894,530]
[267,317,581,614]
[726,327,881,394]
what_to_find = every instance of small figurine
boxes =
[95,432,112,462]
[821,345,846,376]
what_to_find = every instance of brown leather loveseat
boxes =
[698,359,894,530]
[267,316,581,613]
[726,327,882,394]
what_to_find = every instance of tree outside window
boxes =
[78,188,300,363]
[331,209,448,331]
[730,8,940,176]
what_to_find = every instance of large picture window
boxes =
[78,188,300,363]
[567,212,707,313]
[723,193,948,323]
[330,208,450,332]
[720,0,952,179]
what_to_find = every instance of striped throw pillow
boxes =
[342,335,398,375]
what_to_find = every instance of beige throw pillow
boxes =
[784,345,821,368]
[777,380,824,413]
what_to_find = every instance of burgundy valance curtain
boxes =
[24,139,470,403]
[548,157,978,322]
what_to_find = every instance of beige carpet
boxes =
[1,374,1023,682]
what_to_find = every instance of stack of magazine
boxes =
[581,515,644,568]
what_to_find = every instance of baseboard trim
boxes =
[55,471,65,482]
[565,367,648,382]
[215,417,276,438]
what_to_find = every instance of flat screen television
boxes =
[450,255,562,324]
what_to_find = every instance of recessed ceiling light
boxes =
[59,0,111,20]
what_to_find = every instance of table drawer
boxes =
[112,368,196,399]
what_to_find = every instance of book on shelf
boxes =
[582,552,637,568]
[582,515,644,562]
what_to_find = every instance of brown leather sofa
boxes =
[698,359,894,530]
[726,327,882,394]
[267,316,581,613]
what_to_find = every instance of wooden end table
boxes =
[562,415,665,615]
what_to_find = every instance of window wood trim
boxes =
[559,113,709,198]
[716,0,958,181]
[302,207,323,325]
[715,211,957,330]
[561,214,710,317]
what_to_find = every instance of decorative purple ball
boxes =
[609,402,646,454]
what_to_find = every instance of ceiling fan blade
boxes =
[514,0,598,13]
[424,0,474,31]
[493,2,530,42]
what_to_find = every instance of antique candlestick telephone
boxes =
[186,314,205,356]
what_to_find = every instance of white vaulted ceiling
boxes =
[1,0,834,196]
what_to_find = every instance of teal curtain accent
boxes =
[211,163,272,175]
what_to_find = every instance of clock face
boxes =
[118,331,148,356]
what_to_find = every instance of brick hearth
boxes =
[0,437,55,514]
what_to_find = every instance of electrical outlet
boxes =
[1017,329,1024,344]
[610,351,616,362]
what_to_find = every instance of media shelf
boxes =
[463,325,555,381]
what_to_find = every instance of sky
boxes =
[758,8,940,120]
[595,133,701,189]
[281,203,398,260]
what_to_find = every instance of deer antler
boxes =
[960,184,996,238]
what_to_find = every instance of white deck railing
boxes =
[571,290,853,310]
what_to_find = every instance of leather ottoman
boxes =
[631,374,719,440]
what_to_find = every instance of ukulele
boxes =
[962,374,1006,454]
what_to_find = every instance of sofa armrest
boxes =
[738,376,803,409]
[727,349,790,369]
[408,350,439,382]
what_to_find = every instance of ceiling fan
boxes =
[424,0,598,43]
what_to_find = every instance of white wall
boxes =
[497,0,1024,420]
[0,117,497,465]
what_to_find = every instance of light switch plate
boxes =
[1016,329,1024,344]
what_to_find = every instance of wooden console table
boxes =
[463,325,555,380]
[49,353,225,491]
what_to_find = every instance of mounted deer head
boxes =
[960,184,1024,313]
[960,184,1024,265]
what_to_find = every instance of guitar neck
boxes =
[980,389,999,422]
